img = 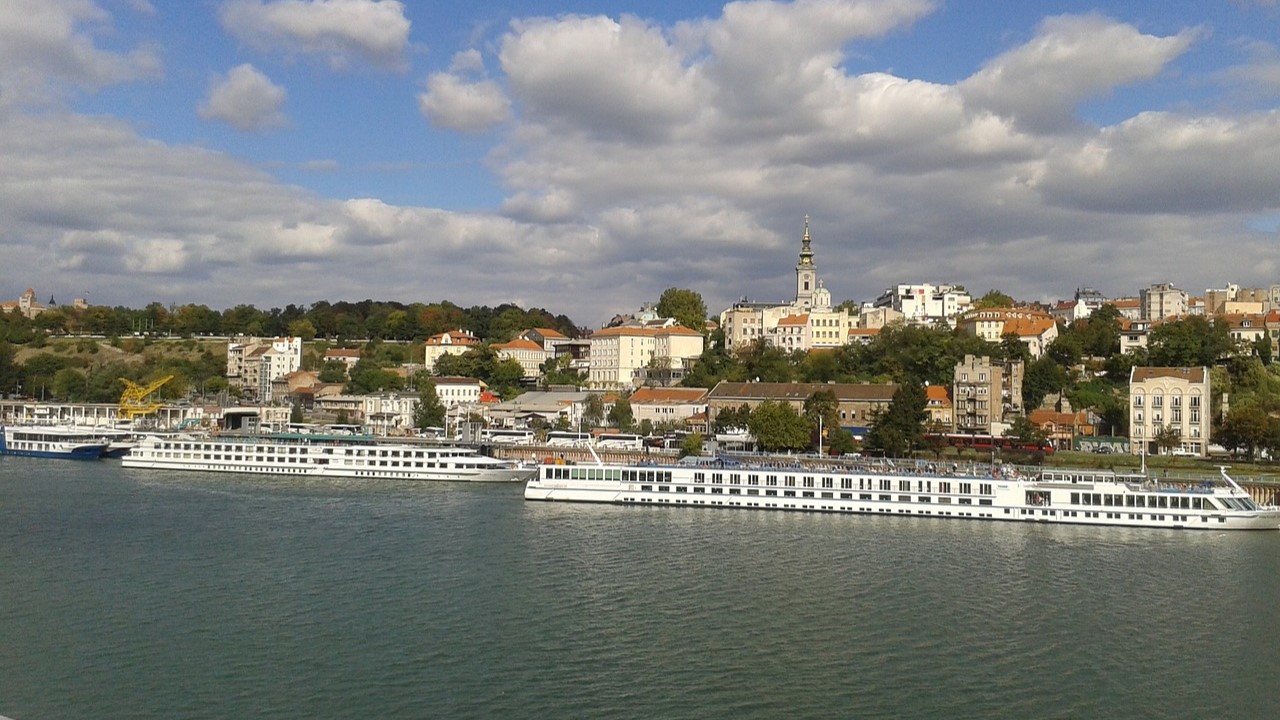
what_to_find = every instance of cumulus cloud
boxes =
[8,3,1280,324]
[959,15,1197,133]
[220,0,411,71]
[418,72,510,133]
[198,64,288,131]
[0,0,161,107]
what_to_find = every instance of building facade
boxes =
[1129,366,1211,457]
[952,355,1024,435]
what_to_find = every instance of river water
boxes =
[1,458,1277,719]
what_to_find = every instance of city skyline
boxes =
[3,1,1280,325]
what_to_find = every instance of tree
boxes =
[1006,415,1049,451]
[747,400,810,452]
[1153,423,1181,455]
[655,287,707,332]
[713,403,752,432]
[974,290,1014,308]
[803,389,840,450]
[1023,356,1068,412]
[1148,316,1233,367]
[413,380,446,430]
[864,379,927,458]
[318,360,348,383]
[290,402,304,424]
[1216,405,1273,460]
[288,318,318,341]
[680,432,704,458]
[608,396,634,432]
[582,393,605,429]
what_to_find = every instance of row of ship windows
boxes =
[1016,508,1222,523]
[154,443,460,459]
[1071,492,1206,510]
[547,466,997,496]
[145,452,471,468]
[634,497,997,518]
[637,486,997,505]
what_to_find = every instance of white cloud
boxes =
[198,64,288,132]
[418,72,510,133]
[0,0,161,107]
[219,0,411,71]
[960,14,1197,132]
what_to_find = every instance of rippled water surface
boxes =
[2,458,1278,719]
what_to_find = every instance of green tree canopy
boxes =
[413,380,446,430]
[656,288,707,332]
[864,379,927,458]
[747,400,810,452]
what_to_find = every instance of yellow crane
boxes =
[119,375,174,420]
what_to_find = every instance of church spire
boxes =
[798,213,814,267]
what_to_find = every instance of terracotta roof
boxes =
[1131,366,1207,383]
[628,387,709,404]
[1028,408,1088,427]
[847,328,880,337]
[777,314,809,326]
[530,327,567,338]
[494,338,544,351]
[925,386,950,404]
[324,348,361,358]
[426,330,479,346]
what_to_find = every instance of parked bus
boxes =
[481,428,535,445]
[594,433,644,450]
[546,431,592,447]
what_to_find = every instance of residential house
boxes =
[628,387,709,429]
[493,337,550,378]
[954,308,1058,358]
[1129,366,1210,457]
[924,385,952,429]
[322,348,361,370]
[226,336,302,403]
[872,283,972,327]
[1119,319,1154,355]
[1028,408,1095,450]
[424,329,480,371]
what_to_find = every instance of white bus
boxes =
[595,433,644,450]
[481,428,535,445]
[545,431,592,447]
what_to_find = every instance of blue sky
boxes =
[3,0,1280,326]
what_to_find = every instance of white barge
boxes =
[525,457,1280,531]
[123,432,533,483]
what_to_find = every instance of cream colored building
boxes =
[493,338,550,378]
[425,329,480,371]
[628,387,709,428]
[588,325,704,390]
[1140,282,1188,321]
[954,308,1059,358]
[226,336,303,403]
[1129,366,1210,457]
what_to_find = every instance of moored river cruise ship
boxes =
[0,425,112,460]
[525,457,1280,531]
[123,432,533,482]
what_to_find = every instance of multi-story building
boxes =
[628,387,709,429]
[1119,319,1154,355]
[588,325,704,390]
[1129,366,1210,457]
[952,355,1024,435]
[424,329,480,371]
[0,288,47,319]
[226,336,302,403]
[431,376,485,408]
[954,308,1058,358]
[1204,283,1269,315]
[1074,287,1107,313]
[493,338,550,378]
[924,385,952,429]
[872,283,972,327]
[1140,282,1188,321]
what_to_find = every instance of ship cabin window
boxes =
[804,478,815,488]
[841,478,852,489]
[712,473,723,484]
[802,491,814,498]
[958,498,972,505]
[784,490,796,497]
[860,493,871,500]
[786,476,797,487]
[879,494,891,501]
[939,481,952,493]
[899,480,911,492]
[979,483,993,495]
[960,483,972,494]
[879,480,891,491]
[747,475,760,485]
[978,499,993,506]
[694,472,705,483]
[822,478,833,489]
[766,475,778,486]
[729,473,741,484]
[899,495,911,503]
[918,496,931,503]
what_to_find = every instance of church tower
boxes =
[795,215,817,311]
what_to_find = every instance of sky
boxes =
[3,0,1280,328]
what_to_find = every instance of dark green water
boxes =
[1,457,1278,719]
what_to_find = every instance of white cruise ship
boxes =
[526,457,1280,531]
[0,425,112,460]
[123,432,533,482]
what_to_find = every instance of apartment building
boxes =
[952,355,1024,435]
[1129,366,1210,457]
[588,325,704,390]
